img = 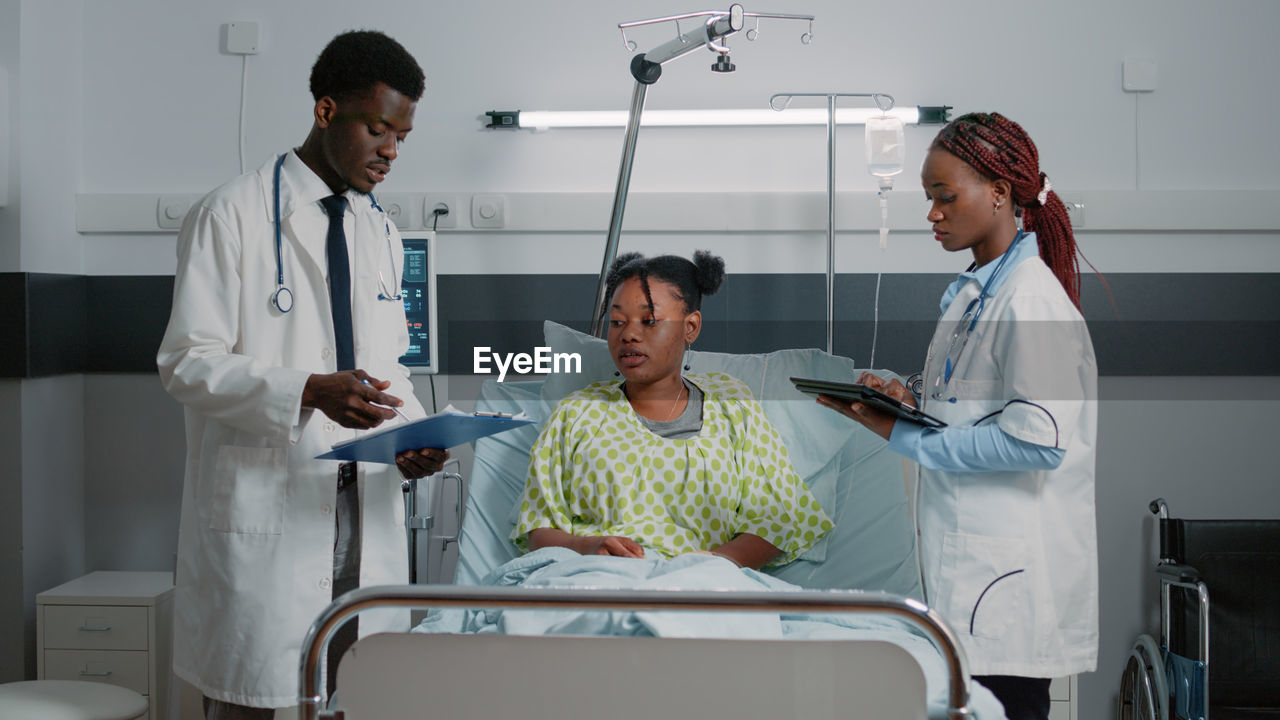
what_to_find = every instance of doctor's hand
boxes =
[302,370,402,429]
[815,373,911,442]
[395,447,449,479]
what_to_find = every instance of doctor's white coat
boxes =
[157,152,422,707]
[916,246,1099,679]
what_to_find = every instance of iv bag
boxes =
[866,114,905,250]
[865,115,905,179]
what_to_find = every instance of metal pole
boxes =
[298,584,973,720]
[590,79,649,337]
[403,479,417,584]
[825,94,836,354]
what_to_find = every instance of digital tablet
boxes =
[790,376,947,428]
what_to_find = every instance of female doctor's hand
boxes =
[815,372,913,442]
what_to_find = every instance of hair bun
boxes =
[692,249,725,296]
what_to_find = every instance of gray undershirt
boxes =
[635,378,704,439]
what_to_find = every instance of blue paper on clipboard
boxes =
[316,406,534,464]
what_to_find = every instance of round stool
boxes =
[0,680,148,720]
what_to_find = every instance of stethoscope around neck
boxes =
[270,153,402,313]
[928,229,1026,402]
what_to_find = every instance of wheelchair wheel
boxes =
[1119,634,1168,720]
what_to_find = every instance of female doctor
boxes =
[818,113,1098,720]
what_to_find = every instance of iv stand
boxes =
[588,5,815,336]
[768,92,895,354]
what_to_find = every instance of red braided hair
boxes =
[930,112,1082,309]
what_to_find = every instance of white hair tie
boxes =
[1037,175,1052,206]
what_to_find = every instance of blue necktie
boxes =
[320,195,354,371]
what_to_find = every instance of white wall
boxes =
[19,375,86,678]
[0,0,19,268]
[0,380,23,682]
[6,0,1280,717]
[15,0,82,273]
[67,0,1280,276]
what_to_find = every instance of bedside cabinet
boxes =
[37,571,175,720]
[1049,675,1077,720]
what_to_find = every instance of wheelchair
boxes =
[1119,498,1280,720]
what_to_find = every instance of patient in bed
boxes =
[511,251,833,570]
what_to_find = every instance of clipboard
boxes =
[790,376,948,428]
[316,406,535,464]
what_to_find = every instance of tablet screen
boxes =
[790,376,947,428]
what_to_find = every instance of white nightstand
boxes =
[36,571,174,720]
[1049,675,1077,720]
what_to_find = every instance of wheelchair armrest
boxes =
[1157,562,1200,584]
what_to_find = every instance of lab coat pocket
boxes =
[937,532,1031,640]
[210,445,287,535]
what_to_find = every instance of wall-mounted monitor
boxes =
[398,234,438,374]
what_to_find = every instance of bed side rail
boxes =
[299,585,973,720]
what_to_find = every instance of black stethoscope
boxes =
[270,153,402,314]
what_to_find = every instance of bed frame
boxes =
[298,585,975,720]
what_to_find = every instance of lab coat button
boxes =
[321,504,332,515]
[325,423,337,433]
[319,577,331,590]
[321,348,333,359]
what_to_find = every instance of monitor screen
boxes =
[398,234,438,374]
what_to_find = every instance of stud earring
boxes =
[992,200,1002,215]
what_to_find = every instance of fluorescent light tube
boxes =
[490,106,945,130]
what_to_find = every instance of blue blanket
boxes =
[415,549,1007,719]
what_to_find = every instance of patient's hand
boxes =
[528,528,646,558]
[577,535,646,558]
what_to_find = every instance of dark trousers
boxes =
[974,675,1052,720]
[327,465,362,699]
[202,696,274,720]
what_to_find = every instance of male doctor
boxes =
[157,30,446,719]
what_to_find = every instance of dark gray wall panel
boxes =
[26,274,86,377]
[0,274,26,377]
[85,276,174,373]
[2,272,1278,377]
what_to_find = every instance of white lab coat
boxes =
[157,152,423,707]
[915,245,1098,678]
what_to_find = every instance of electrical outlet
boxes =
[471,194,506,229]
[157,195,197,230]
[1059,194,1085,229]
[423,194,458,229]
[377,193,415,230]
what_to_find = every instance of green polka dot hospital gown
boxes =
[513,372,834,565]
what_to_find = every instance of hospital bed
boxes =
[297,321,1009,720]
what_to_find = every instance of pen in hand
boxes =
[361,378,411,422]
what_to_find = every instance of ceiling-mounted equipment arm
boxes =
[589,6,815,336]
